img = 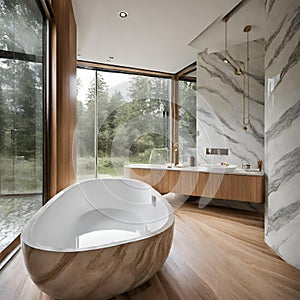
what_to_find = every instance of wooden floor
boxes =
[1,203,300,300]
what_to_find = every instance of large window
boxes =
[0,0,45,253]
[178,80,196,165]
[76,68,170,180]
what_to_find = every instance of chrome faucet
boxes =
[242,161,250,169]
[151,195,157,207]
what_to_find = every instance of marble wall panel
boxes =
[265,0,300,269]
[196,39,265,169]
[196,39,265,212]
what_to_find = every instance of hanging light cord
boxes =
[224,19,228,63]
[243,26,251,129]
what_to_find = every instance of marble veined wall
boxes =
[196,39,265,168]
[265,0,300,269]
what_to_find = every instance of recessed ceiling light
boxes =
[119,11,128,18]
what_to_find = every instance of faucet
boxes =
[174,142,178,152]
[242,161,250,169]
[151,195,157,207]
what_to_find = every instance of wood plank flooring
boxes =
[1,203,300,300]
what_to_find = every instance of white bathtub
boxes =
[21,178,174,300]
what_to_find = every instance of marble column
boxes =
[265,0,300,269]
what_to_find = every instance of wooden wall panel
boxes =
[48,0,77,198]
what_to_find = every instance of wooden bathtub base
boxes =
[22,225,174,300]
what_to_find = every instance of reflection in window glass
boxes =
[76,68,96,181]
[178,81,196,165]
[76,69,171,179]
[98,72,170,176]
[0,0,44,252]
[0,0,43,55]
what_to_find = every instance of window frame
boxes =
[0,0,50,265]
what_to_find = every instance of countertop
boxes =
[125,164,264,176]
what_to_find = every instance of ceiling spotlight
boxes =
[119,11,128,18]
[223,58,229,64]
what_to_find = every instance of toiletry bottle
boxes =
[190,156,195,166]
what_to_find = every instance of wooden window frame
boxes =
[0,0,51,266]
[77,61,196,165]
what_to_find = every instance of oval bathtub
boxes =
[21,178,174,300]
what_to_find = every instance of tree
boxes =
[178,80,196,162]
[0,85,5,154]
[0,0,44,193]
[0,0,43,55]
[12,61,43,160]
[76,74,171,165]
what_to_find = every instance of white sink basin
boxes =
[199,163,237,173]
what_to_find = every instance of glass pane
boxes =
[0,0,44,253]
[0,0,43,56]
[97,72,170,177]
[0,194,42,251]
[178,81,196,165]
[76,68,96,181]
[0,59,43,193]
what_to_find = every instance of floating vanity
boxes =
[124,164,264,203]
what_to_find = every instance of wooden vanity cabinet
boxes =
[124,167,170,194]
[123,166,264,203]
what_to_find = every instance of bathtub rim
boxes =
[21,177,175,253]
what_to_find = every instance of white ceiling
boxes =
[72,0,264,74]
[189,0,265,53]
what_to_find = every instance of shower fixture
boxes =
[243,25,251,131]
[222,16,244,76]
[221,15,251,130]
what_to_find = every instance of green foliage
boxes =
[0,0,44,193]
[77,74,197,177]
[77,74,171,164]
[0,0,43,54]
[179,81,197,146]
[0,156,42,193]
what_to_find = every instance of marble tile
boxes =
[196,39,265,212]
[196,39,265,169]
[22,225,174,300]
[265,0,300,269]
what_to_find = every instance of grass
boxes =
[0,152,152,191]
[76,154,151,181]
[0,156,42,194]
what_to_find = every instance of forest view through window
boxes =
[0,0,45,253]
[76,69,170,180]
[178,80,196,165]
